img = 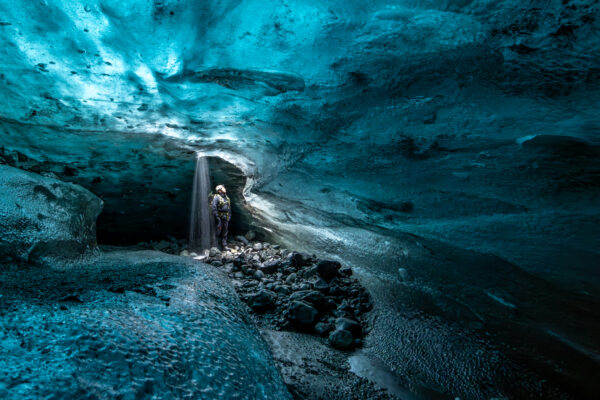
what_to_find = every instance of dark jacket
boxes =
[212,193,231,220]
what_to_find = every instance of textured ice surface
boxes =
[0,165,102,264]
[0,250,291,399]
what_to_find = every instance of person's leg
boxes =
[215,217,222,236]
[222,219,229,247]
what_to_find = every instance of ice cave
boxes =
[1,1,599,399]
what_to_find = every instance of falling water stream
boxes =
[189,155,216,251]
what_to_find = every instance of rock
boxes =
[254,270,265,280]
[329,285,344,296]
[328,329,354,349]
[210,260,223,267]
[245,230,256,241]
[272,244,280,250]
[247,290,277,312]
[287,252,312,268]
[209,247,221,257]
[335,317,362,337]
[299,266,318,280]
[340,265,353,276]
[316,260,341,282]
[235,235,249,245]
[290,290,330,312]
[154,240,170,250]
[313,278,329,293]
[260,260,282,274]
[315,322,333,337]
[0,165,103,265]
[252,242,263,251]
[180,250,190,257]
[233,255,244,268]
[274,285,291,295]
[285,273,297,284]
[287,301,318,326]
[234,272,244,279]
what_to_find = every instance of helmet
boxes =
[216,184,226,193]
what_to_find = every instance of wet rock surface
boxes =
[184,241,373,351]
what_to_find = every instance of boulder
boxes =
[245,230,256,241]
[290,290,331,312]
[315,322,333,337]
[287,301,318,326]
[0,165,103,265]
[287,252,312,268]
[316,260,341,282]
[247,290,277,312]
[328,329,354,349]
[260,260,282,274]
[335,317,362,337]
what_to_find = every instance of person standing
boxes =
[212,184,231,248]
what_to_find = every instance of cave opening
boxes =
[95,155,257,246]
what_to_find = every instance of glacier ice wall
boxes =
[1,0,597,289]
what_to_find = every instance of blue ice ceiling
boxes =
[1,0,599,292]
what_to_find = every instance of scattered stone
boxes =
[299,265,318,280]
[247,290,277,312]
[328,329,354,349]
[209,247,221,257]
[176,237,373,351]
[285,273,297,284]
[335,317,361,337]
[313,278,329,292]
[287,301,318,326]
[340,265,353,276]
[317,260,341,282]
[315,322,333,337]
[245,230,256,241]
[260,260,282,274]
[254,270,265,280]
[290,290,330,312]
[287,252,312,268]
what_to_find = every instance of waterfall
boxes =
[189,155,216,251]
